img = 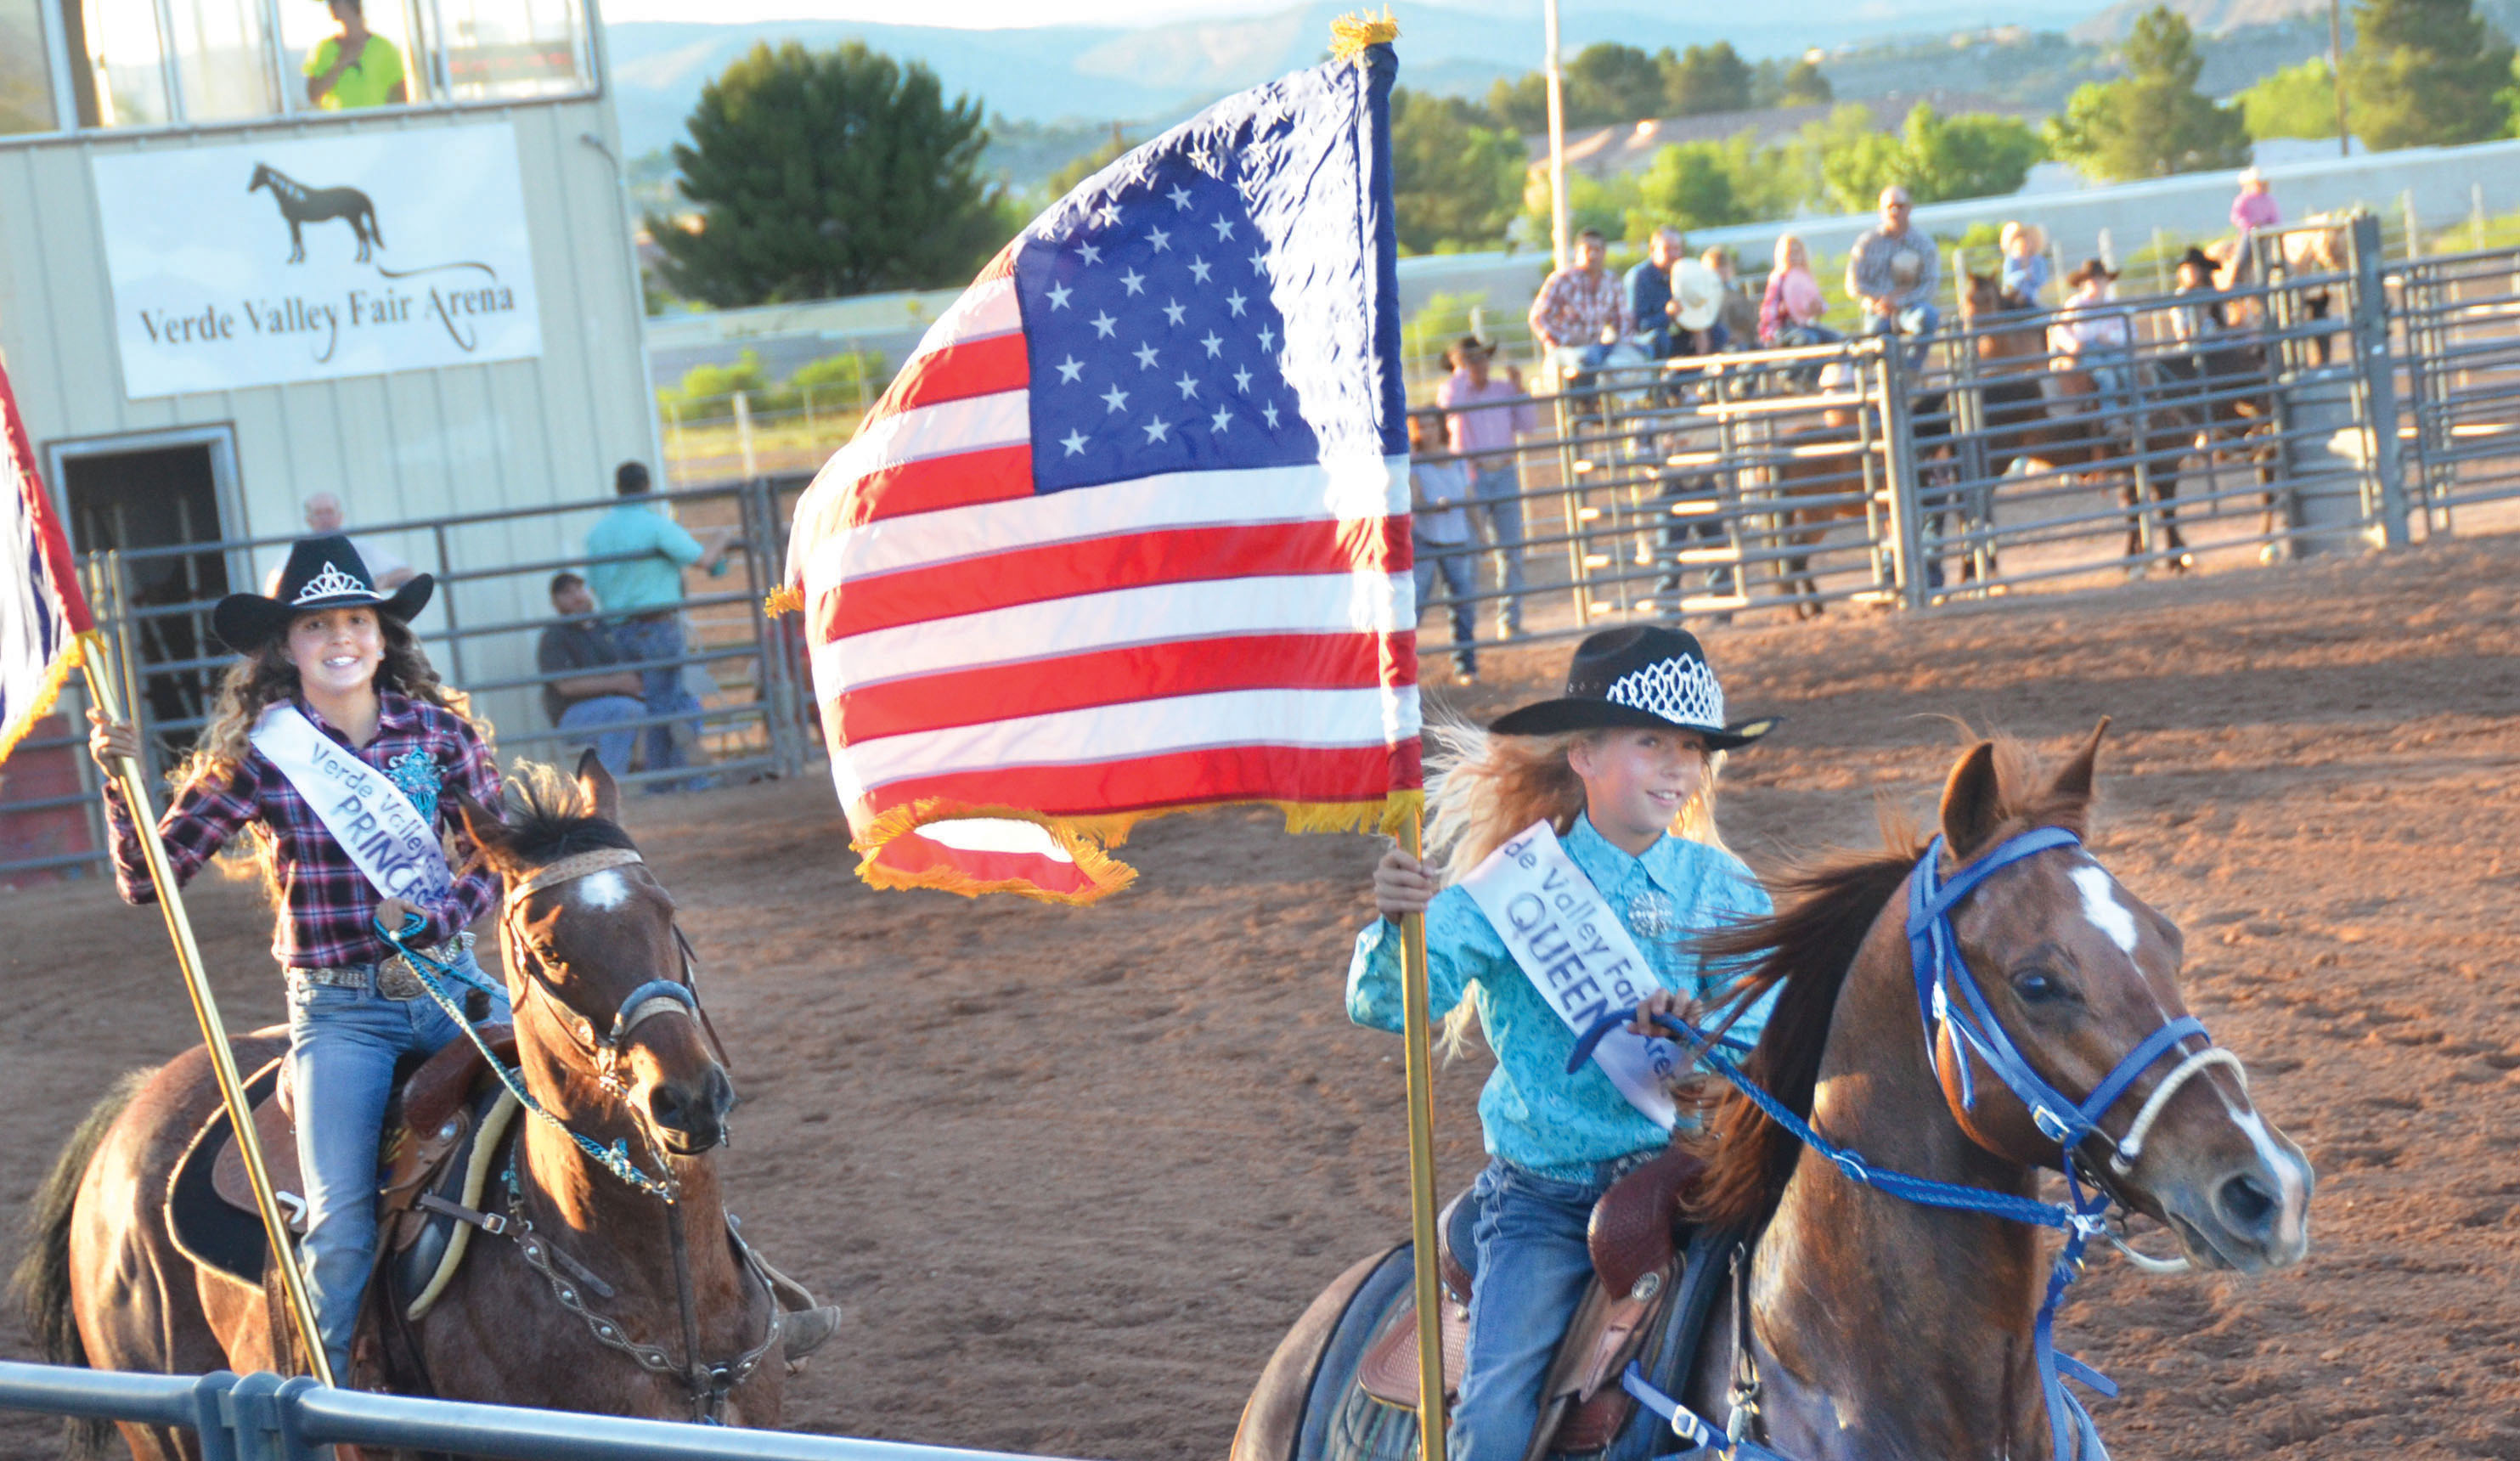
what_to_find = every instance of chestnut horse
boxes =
[1235,725,2312,1461]
[15,757,834,1459]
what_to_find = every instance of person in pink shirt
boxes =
[1434,336,1537,637]
[2230,166,2280,237]
[1758,233,1840,349]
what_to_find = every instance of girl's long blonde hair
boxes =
[1421,716,1728,1055]
[178,614,491,897]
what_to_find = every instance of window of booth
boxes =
[31,0,591,133]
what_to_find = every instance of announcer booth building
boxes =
[0,0,657,838]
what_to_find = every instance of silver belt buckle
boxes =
[375,955,428,1001]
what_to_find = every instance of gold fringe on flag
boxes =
[763,585,803,617]
[0,635,83,766]
[1329,8,1398,64]
[851,789,1426,905]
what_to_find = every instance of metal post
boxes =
[2347,212,2411,546]
[2329,0,2350,156]
[2402,190,2420,260]
[76,633,335,1390]
[1397,808,1447,1461]
[431,523,465,689]
[2474,183,2489,252]
[1542,0,1567,271]
[734,391,758,483]
[1874,344,1930,609]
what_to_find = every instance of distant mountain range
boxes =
[604,0,2115,159]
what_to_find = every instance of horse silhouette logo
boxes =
[247,162,383,264]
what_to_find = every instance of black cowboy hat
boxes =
[1490,626,1778,749]
[2175,245,2218,274]
[211,533,432,652]
[2065,257,2121,288]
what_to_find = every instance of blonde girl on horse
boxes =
[1345,626,1780,1461]
[88,534,509,1381]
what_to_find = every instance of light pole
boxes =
[2330,0,2350,158]
[1544,0,1568,269]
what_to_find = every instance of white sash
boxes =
[1458,819,1680,1129]
[250,704,454,904]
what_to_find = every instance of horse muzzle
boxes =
[2145,1114,2314,1275]
[642,1063,736,1156]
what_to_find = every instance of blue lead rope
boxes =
[377,916,679,1204]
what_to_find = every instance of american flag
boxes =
[780,42,1418,903]
[1,358,92,765]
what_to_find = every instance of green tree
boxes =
[1390,87,1527,251]
[2044,8,2250,180]
[1637,141,1745,228]
[1779,57,1834,105]
[1663,42,1755,115]
[1566,42,1670,124]
[2344,0,2515,148]
[1486,72,1551,133]
[1789,104,1907,212]
[2236,56,2341,138]
[651,41,1005,306]
[1046,132,1133,199]
[1901,105,2045,201]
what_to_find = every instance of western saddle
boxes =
[1356,1145,1714,1460]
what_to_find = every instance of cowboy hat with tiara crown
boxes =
[211,533,433,652]
[1489,626,1779,750]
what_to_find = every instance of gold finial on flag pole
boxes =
[1330,8,1399,63]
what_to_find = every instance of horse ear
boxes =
[450,785,516,873]
[575,747,621,825]
[1939,741,2005,859]
[2050,717,2111,804]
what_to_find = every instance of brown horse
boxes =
[1953,273,2208,572]
[15,757,834,1458]
[1235,725,2312,1461]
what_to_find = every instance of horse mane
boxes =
[1681,736,2091,1232]
[489,761,639,867]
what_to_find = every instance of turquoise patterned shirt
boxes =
[1346,815,1776,1182]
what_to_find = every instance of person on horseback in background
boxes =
[1348,626,1780,1461]
[2050,258,2136,425]
[87,534,509,1382]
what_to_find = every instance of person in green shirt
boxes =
[584,460,735,789]
[305,0,406,110]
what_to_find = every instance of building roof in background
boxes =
[1528,95,2048,179]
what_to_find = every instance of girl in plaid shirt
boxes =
[89,534,510,1381]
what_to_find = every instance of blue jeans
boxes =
[1466,464,1527,635]
[1863,303,1940,368]
[287,952,511,1379]
[610,616,708,788]
[1412,541,1478,675]
[557,694,645,778]
[1454,1159,1620,1461]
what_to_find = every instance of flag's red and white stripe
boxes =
[781,257,1419,901]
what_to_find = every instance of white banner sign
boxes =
[1459,819,1681,1128]
[93,124,543,398]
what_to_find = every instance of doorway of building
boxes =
[48,427,241,773]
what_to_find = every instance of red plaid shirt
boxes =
[104,691,503,968]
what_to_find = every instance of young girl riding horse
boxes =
[1347,626,1779,1461]
[88,534,510,1381]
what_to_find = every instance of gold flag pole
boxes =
[1397,805,1447,1461]
[76,628,336,1388]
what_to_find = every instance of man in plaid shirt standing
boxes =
[90,533,509,1383]
[1527,228,1641,386]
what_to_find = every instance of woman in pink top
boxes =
[1759,233,1840,348]
[2230,166,2280,236]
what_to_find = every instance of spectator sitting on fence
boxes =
[1847,186,1941,366]
[2049,258,2136,424]
[2231,166,2280,240]
[2000,222,2052,305]
[262,493,416,595]
[1435,335,1536,640]
[537,572,647,780]
[1530,228,1641,386]
[1702,247,1759,350]
[585,461,736,792]
[1760,234,1842,353]
[1407,413,1480,686]
[1624,228,1695,360]
[2168,246,2229,344]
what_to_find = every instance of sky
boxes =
[597,0,1286,24]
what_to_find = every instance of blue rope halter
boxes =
[1568,826,2223,1461]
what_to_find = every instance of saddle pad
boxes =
[209,1067,307,1226]
[394,1086,521,1321]
[1356,1290,1468,1406]
[166,1051,290,1289]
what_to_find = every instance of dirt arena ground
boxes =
[4,535,2518,1459]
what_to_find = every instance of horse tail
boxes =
[12,1069,151,1412]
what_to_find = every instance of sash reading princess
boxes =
[87,533,510,1382]
[1347,625,1783,1461]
